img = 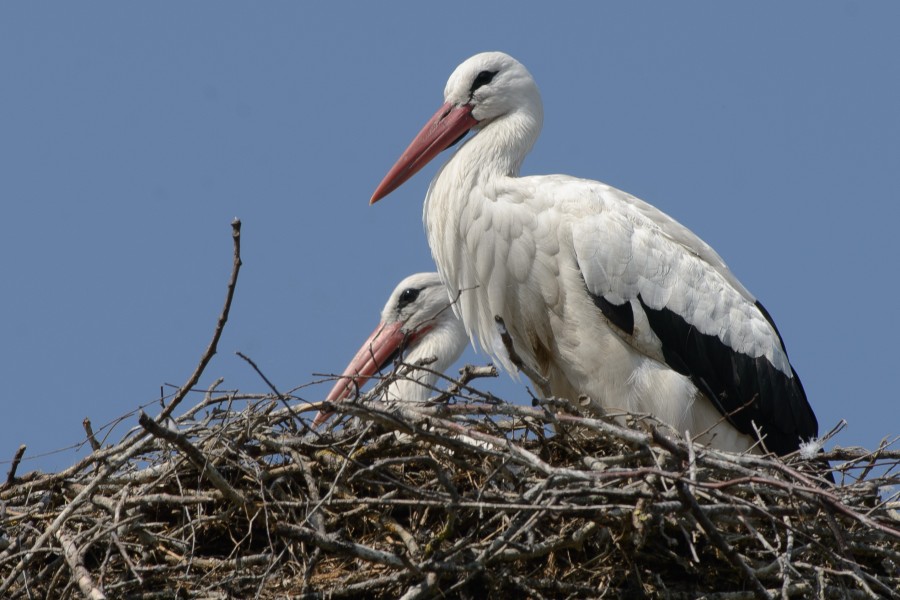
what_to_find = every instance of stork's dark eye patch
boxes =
[470,70,498,93]
[398,287,421,309]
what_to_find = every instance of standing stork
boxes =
[370,52,820,455]
[313,272,468,427]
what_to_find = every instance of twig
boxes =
[157,218,242,423]
[4,445,26,486]
[236,351,285,400]
[494,315,550,395]
[275,523,406,568]
[56,529,107,600]
[676,480,771,600]
[236,350,307,431]
[398,572,439,600]
[430,364,499,404]
[83,418,101,452]
[137,412,249,512]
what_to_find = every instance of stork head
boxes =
[371,51,542,204]
[443,51,541,126]
[312,273,467,427]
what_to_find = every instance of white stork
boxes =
[370,51,820,455]
[312,272,468,427]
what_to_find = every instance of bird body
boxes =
[313,272,467,427]
[372,52,819,454]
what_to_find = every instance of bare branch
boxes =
[56,529,107,600]
[3,445,26,486]
[157,218,242,423]
[138,412,249,512]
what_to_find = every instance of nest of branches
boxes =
[3,222,898,599]
[1,362,898,599]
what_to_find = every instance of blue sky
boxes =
[2,3,898,472]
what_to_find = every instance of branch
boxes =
[56,529,107,600]
[276,523,406,568]
[83,418,101,452]
[3,445,26,487]
[493,315,550,395]
[138,412,249,512]
[157,218,242,422]
[676,481,771,600]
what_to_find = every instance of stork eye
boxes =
[398,287,421,309]
[470,70,498,93]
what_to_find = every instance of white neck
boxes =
[423,106,542,368]
[461,101,543,181]
[383,318,468,404]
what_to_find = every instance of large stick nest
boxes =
[2,222,897,599]
[1,370,898,599]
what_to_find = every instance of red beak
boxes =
[370,102,477,204]
[312,321,433,427]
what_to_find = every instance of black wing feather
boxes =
[636,295,819,456]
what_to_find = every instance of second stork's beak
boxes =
[312,320,431,427]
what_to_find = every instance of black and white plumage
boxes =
[313,272,468,427]
[370,51,819,455]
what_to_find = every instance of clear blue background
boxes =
[2,3,897,472]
